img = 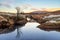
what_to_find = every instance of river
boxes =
[0,22,60,40]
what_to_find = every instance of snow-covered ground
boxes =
[43,15,60,19]
[46,20,57,23]
[43,15,60,23]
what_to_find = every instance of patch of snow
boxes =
[43,15,60,19]
[46,20,56,23]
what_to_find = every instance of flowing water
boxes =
[0,22,60,40]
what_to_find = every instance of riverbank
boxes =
[38,23,60,29]
[0,15,27,29]
[0,10,60,29]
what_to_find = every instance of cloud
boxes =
[0,3,11,8]
[0,0,15,8]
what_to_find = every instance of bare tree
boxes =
[15,7,20,20]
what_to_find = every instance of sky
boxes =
[0,0,60,13]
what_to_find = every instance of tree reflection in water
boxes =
[16,26,23,38]
[0,25,24,39]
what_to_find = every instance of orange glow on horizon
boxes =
[24,8,60,13]
[45,8,60,12]
[0,8,60,13]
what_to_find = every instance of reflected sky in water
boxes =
[0,22,60,40]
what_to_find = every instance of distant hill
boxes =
[52,10,60,13]
[29,10,60,15]
[0,12,16,16]
[50,10,60,15]
[0,10,60,15]
[30,11,48,14]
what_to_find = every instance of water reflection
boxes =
[37,25,60,32]
[0,22,60,40]
[0,27,15,34]
[15,25,24,39]
[0,23,25,39]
